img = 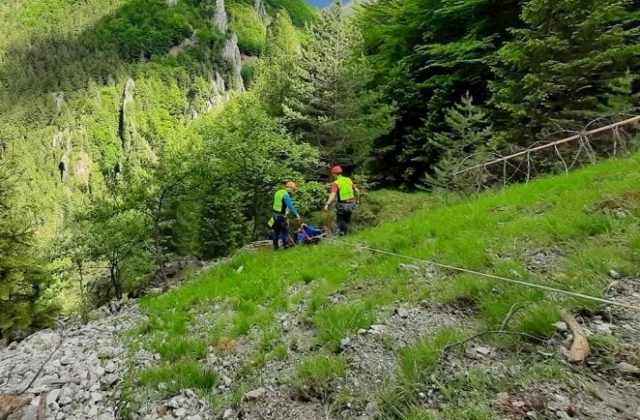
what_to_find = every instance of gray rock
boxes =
[174,408,187,418]
[617,362,640,375]
[222,375,232,387]
[222,409,235,419]
[47,388,61,405]
[340,337,351,350]
[98,347,117,359]
[594,322,615,334]
[104,361,117,374]
[166,399,180,409]
[553,321,568,332]
[608,269,621,280]
[87,406,98,417]
[58,396,73,406]
[369,325,385,335]
[17,405,38,420]
[395,308,409,319]
[100,374,118,387]
[244,387,267,401]
[91,392,103,402]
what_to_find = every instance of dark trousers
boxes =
[336,202,354,235]
[272,214,290,249]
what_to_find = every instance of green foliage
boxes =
[265,0,315,27]
[196,92,319,238]
[90,0,202,60]
[229,4,267,55]
[313,302,374,351]
[490,0,640,144]
[425,93,494,190]
[290,353,347,401]
[285,4,394,168]
[357,0,521,186]
[253,11,302,116]
[396,328,465,384]
[0,157,58,337]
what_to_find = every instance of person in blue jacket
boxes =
[271,181,301,250]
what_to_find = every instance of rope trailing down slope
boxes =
[325,237,640,311]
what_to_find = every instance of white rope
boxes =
[325,237,640,311]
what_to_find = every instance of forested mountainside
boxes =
[1,0,640,342]
[0,0,317,335]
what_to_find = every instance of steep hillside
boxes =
[121,155,640,417]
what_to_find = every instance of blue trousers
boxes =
[272,214,290,249]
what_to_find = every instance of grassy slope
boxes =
[127,153,640,416]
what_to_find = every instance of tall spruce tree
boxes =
[490,0,640,144]
[0,156,56,337]
[254,11,302,117]
[284,2,393,168]
[357,0,522,187]
[425,93,494,190]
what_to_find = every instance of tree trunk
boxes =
[110,262,122,300]
[76,260,88,324]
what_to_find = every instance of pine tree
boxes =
[425,93,494,191]
[284,2,393,168]
[491,0,640,144]
[254,11,302,117]
[0,156,56,338]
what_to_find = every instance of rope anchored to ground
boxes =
[324,237,640,312]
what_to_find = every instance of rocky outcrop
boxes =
[118,78,135,150]
[254,0,266,18]
[213,0,228,34]
[73,152,92,184]
[0,301,145,420]
[53,92,64,112]
[205,73,228,111]
[223,34,245,92]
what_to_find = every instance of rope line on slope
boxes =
[324,237,640,311]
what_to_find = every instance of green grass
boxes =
[130,153,640,409]
[290,353,347,401]
[138,361,217,397]
[396,328,466,384]
[314,302,375,351]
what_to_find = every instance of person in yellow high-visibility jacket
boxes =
[323,166,360,235]
[271,181,301,249]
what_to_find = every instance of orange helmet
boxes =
[331,165,343,175]
[286,181,298,191]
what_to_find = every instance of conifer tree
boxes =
[0,156,56,337]
[491,0,640,144]
[426,93,493,190]
[284,3,393,168]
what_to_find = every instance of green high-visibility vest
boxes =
[273,189,287,213]
[335,176,355,202]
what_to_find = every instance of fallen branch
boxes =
[440,330,544,362]
[500,303,524,330]
[561,309,590,363]
[18,335,63,395]
[453,115,640,176]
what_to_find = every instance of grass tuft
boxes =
[314,303,375,351]
[138,361,217,397]
[290,353,347,401]
[397,328,466,384]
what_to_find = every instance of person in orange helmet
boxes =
[323,166,360,235]
[271,180,301,249]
